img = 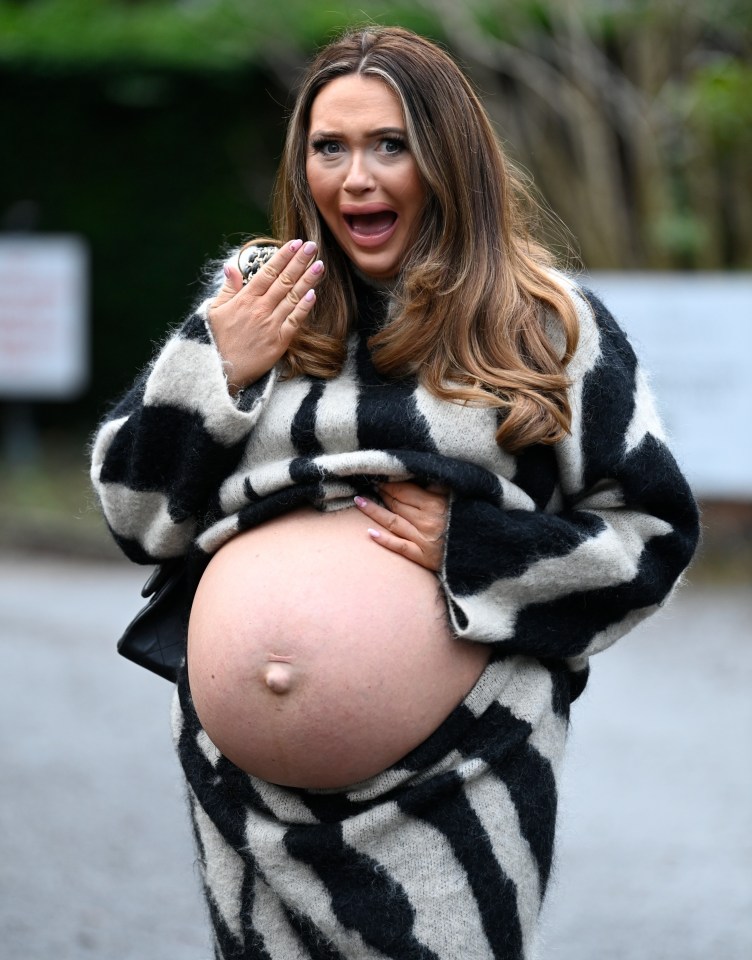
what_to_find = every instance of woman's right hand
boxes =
[207,239,325,392]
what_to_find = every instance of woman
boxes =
[91,26,699,960]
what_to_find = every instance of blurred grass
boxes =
[1,436,750,584]
[0,433,122,561]
[692,501,752,585]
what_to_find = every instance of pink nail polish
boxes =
[289,239,303,251]
[223,264,231,278]
[304,289,315,302]
[367,528,381,539]
[311,260,324,274]
[303,241,317,255]
[354,496,367,507]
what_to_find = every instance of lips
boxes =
[342,208,398,247]
[345,211,397,236]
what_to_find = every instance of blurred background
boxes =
[1,0,750,564]
[1,2,750,958]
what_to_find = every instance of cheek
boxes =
[393,164,425,211]
[306,167,338,217]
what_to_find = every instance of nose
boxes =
[343,151,375,194]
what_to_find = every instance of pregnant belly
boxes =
[187,507,491,789]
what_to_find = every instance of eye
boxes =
[311,138,342,156]
[382,137,406,155]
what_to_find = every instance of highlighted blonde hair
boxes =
[266,26,580,452]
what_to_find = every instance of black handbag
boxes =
[117,557,205,682]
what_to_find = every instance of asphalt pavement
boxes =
[1,551,750,960]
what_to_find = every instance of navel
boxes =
[263,660,294,694]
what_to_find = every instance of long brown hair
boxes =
[266,26,580,452]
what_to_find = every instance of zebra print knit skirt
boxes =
[172,654,570,960]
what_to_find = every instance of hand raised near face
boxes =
[354,481,450,572]
[208,239,325,392]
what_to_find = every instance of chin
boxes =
[349,252,400,281]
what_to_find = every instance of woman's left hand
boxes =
[354,481,449,572]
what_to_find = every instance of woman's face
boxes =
[305,74,426,280]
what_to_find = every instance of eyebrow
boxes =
[308,126,407,140]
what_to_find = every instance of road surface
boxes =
[1,552,750,959]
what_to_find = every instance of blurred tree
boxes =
[2,0,749,270]
[0,0,437,70]
[414,0,752,268]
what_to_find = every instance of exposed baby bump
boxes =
[187,507,491,789]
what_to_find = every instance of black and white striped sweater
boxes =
[91,249,699,698]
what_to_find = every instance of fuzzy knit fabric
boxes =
[91,246,699,697]
[91,246,699,959]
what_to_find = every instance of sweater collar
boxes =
[350,269,395,335]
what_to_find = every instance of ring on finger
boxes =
[239,246,277,285]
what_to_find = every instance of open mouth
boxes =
[344,210,398,241]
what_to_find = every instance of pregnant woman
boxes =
[91,26,699,960]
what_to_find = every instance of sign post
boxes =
[587,272,752,500]
[0,235,89,463]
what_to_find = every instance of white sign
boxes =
[0,235,89,399]
[586,272,752,499]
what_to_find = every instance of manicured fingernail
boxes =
[303,240,317,255]
[354,496,368,507]
[223,264,231,278]
[367,528,381,539]
[304,289,316,302]
[289,239,302,251]
[311,259,324,274]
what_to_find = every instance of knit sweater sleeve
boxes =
[439,286,699,676]
[90,246,277,564]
